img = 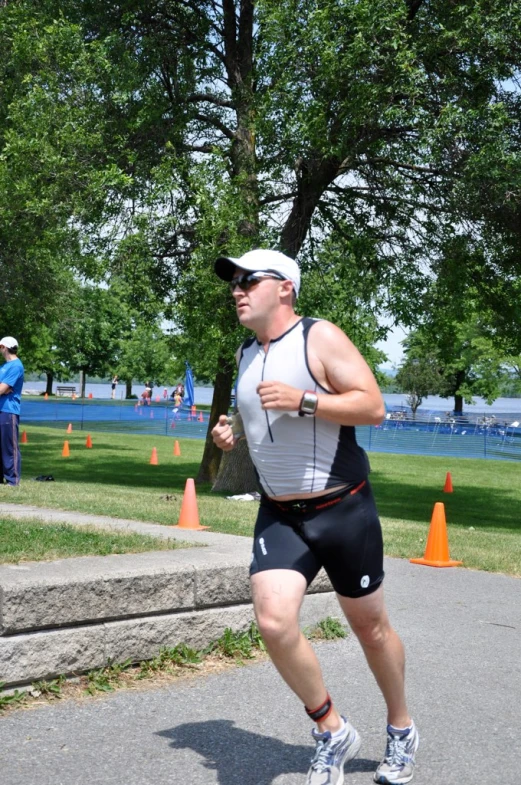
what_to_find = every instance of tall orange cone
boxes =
[173,440,181,456]
[21,430,28,444]
[410,502,462,568]
[173,478,208,530]
[443,471,453,493]
[66,423,73,434]
[85,434,93,448]
[150,447,158,465]
[62,440,70,457]
[198,411,204,422]
[44,393,49,400]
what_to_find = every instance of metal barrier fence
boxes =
[20,400,521,462]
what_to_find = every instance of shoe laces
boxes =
[383,731,411,768]
[310,733,335,773]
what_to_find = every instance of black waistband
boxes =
[263,480,366,515]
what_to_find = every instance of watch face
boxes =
[301,392,318,414]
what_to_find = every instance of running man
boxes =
[211,249,419,785]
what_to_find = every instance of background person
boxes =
[211,249,418,785]
[0,336,24,485]
[111,374,119,399]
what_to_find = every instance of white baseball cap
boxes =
[215,249,301,297]
[0,336,19,351]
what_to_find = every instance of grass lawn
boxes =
[0,516,189,564]
[2,425,520,575]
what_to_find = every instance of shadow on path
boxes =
[157,720,377,785]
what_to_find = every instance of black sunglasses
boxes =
[229,271,285,292]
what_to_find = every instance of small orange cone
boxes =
[198,411,204,422]
[410,502,462,568]
[443,471,453,493]
[44,393,49,400]
[21,430,28,444]
[62,440,70,457]
[88,392,93,399]
[66,423,72,434]
[86,434,93,448]
[173,440,181,456]
[173,478,208,530]
[150,447,158,465]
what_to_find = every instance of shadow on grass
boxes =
[371,474,521,532]
[19,439,203,491]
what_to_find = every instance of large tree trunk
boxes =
[45,372,54,396]
[453,370,465,414]
[454,394,463,415]
[79,368,86,398]
[125,378,132,398]
[196,362,236,484]
[212,438,259,493]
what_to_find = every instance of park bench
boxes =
[56,385,76,397]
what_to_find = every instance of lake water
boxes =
[22,381,521,415]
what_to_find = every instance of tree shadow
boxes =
[156,720,377,785]
[371,474,521,531]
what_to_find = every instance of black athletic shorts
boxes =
[250,479,384,598]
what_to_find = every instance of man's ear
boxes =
[279,279,294,300]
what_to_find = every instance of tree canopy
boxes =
[1,0,521,480]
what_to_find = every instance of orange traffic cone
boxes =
[21,430,28,444]
[410,502,462,568]
[66,423,73,434]
[150,447,158,465]
[86,434,93,448]
[198,411,204,422]
[173,440,181,456]
[443,471,453,493]
[173,478,208,530]
[62,440,70,457]
[44,393,49,400]
[88,392,93,399]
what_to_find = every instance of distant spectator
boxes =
[163,388,168,400]
[0,336,24,485]
[111,374,119,400]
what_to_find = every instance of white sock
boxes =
[331,718,347,739]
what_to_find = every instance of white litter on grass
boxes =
[225,493,261,502]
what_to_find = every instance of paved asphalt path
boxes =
[1,557,520,785]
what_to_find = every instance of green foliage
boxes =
[86,659,133,695]
[0,684,27,711]
[31,675,66,698]
[204,622,266,660]
[307,617,348,641]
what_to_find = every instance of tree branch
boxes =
[187,92,234,109]
[193,113,235,140]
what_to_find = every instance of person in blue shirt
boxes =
[0,336,25,485]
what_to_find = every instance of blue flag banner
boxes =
[184,362,195,408]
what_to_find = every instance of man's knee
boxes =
[349,615,392,649]
[255,605,300,646]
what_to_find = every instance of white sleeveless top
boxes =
[236,318,369,497]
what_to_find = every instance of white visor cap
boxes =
[215,249,300,297]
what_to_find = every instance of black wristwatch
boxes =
[298,390,318,417]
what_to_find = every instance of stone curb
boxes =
[0,503,335,688]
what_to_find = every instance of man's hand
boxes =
[257,381,302,411]
[211,414,236,452]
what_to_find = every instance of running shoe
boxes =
[374,721,419,784]
[306,718,361,785]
